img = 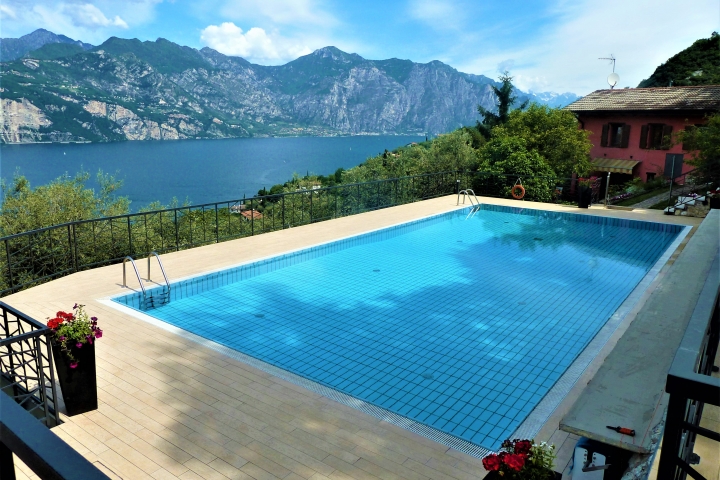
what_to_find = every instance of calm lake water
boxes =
[1,135,424,211]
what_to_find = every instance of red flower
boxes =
[514,440,532,455]
[503,453,526,471]
[482,454,502,471]
[47,318,61,329]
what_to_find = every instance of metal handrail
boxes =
[122,256,146,297]
[457,189,479,206]
[1,390,109,479]
[0,301,60,429]
[147,252,170,290]
[657,252,720,479]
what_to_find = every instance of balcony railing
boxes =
[0,301,60,428]
[0,171,574,297]
[1,302,109,479]
[657,252,720,480]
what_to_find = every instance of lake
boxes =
[1,135,424,211]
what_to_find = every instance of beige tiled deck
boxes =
[8,196,705,480]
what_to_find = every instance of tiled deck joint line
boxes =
[511,224,692,441]
[100,298,493,460]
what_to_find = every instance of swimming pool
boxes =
[113,205,685,452]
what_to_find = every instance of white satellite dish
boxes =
[607,73,620,88]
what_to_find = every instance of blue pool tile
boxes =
[114,205,682,452]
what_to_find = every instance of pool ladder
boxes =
[122,252,171,309]
[457,189,479,206]
[457,189,481,218]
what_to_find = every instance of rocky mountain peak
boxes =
[310,46,364,63]
[1,28,93,62]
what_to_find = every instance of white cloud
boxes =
[408,0,465,30]
[0,4,17,19]
[219,0,337,28]
[201,22,313,64]
[455,0,719,95]
[64,3,128,29]
[1,0,160,44]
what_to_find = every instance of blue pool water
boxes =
[114,205,683,450]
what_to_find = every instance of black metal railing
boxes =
[1,383,109,480]
[1,302,108,478]
[665,168,716,213]
[0,301,60,428]
[657,253,720,480]
[0,171,575,297]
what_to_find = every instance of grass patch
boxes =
[613,188,668,207]
[649,198,675,210]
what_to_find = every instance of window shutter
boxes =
[661,124,673,150]
[681,125,695,151]
[639,124,649,149]
[620,124,630,148]
[600,124,609,147]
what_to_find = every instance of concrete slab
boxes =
[560,210,720,454]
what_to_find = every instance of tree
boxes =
[0,170,130,235]
[341,130,480,184]
[492,104,592,177]
[679,113,720,184]
[477,136,556,202]
[476,72,528,138]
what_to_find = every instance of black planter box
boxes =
[52,341,98,416]
[577,186,592,209]
[710,197,720,209]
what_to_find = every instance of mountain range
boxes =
[0,29,579,144]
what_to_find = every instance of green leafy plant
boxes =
[482,439,556,479]
[47,304,102,368]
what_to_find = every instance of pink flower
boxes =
[95,329,103,339]
[70,361,78,369]
[76,342,83,348]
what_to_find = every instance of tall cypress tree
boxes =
[476,72,527,138]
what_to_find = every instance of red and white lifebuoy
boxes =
[511,185,525,199]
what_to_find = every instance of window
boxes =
[639,123,672,149]
[600,123,630,148]
[646,172,656,182]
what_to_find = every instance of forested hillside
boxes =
[639,32,720,87]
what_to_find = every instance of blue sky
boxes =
[1,0,717,95]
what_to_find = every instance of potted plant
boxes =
[482,439,560,479]
[576,177,596,209]
[708,187,720,209]
[47,304,102,416]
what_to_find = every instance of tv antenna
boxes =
[599,54,619,89]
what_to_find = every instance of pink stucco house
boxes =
[565,85,720,181]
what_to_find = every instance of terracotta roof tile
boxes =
[565,85,720,112]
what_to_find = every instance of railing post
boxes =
[127,216,132,256]
[174,210,179,251]
[215,204,219,243]
[282,194,286,228]
[657,392,687,479]
[5,239,14,291]
[0,441,15,480]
